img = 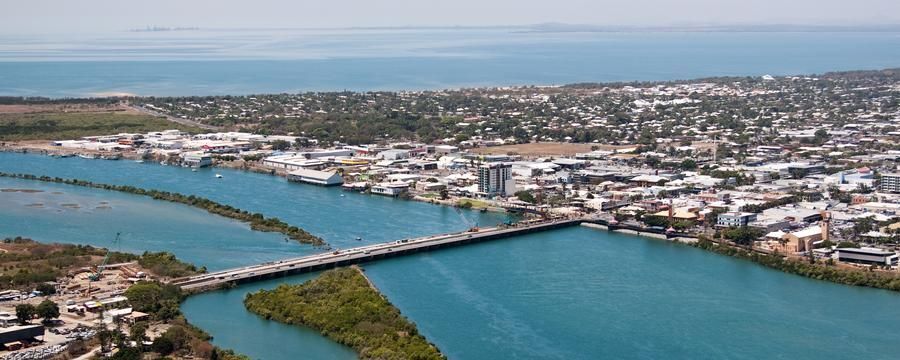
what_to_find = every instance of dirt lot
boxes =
[471,142,637,157]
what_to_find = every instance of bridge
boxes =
[171,218,582,292]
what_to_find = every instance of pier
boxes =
[171,218,582,292]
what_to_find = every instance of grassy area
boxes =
[0,111,202,140]
[245,267,444,360]
[457,198,489,209]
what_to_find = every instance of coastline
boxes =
[0,171,326,246]
[244,267,445,360]
[1,143,515,216]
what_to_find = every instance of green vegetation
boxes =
[124,281,184,321]
[0,111,202,141]
[457,198,488,210]
[0,172,325,246]
[36,299,60,322]
[740,196,797,213]
[693,238,900,291]
[137,251,204,278]
[97,308,248,360]
[514,190,536,204]
[15,304,35,325]
[245,267,444,360]
[0,236,202,290]
[721,226,764,246]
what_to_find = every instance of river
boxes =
[2,152,899,359]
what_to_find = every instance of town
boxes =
[3,68,900,359]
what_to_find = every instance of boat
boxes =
[135,160,144,163]
[339,194,345,197]
[215,174,223,178]
[191,169,197,172]
[355,237,362,241]
[78,154,97,159]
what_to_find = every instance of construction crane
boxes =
[89,232,121,282]
[454,206,479,232]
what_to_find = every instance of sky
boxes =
[2,0,900,34]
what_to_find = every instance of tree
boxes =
[130,321,148,343]
[270,140,291,151]
[35,283,56,296]
[438,188,449,200]
[15,304,35,325]
[124,281,184,320]
[151,336,175,355]
[641,215,669,228]
[837,241,859,248]
[515,191,536,204]
[36,300,60,322]
[723,226,762,246]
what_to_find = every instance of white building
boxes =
[880,173,900,193]
[478,163,516,197]
[180,152,212,168]
[836,247,899,266]
[371,183,409,197]
[287,169,343,186]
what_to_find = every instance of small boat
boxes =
[215,174,223,178]
[191,169,197,172]
[339,194,345,197]
[160,161,167,165]
[135,160,144,163]
[355,237,362,241]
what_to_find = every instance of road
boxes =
[129,105,221,131]
[172,218,582,291]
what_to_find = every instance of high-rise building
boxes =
[477,163,516,197]
[880,173,900,193]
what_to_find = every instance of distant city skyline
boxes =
[2,0,900,35]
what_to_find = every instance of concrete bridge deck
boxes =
[171,218,582,292]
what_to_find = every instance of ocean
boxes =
[1,29,899,97]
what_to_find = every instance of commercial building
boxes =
[717,212,758,227]
[0,312,16,328]
[371,183,410,197]
[0,325,44,350]
[477,163,516,197]
[836,247,899,266]
[287,169,343,186]
[180,152,212,168]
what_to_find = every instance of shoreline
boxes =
[0,171,326,246]
[244,267,445,360]
[1,144,516,216]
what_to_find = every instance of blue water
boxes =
[0,153,510,249]
[3,152,900,359]
[1,30,899,97]
[0,176,305,270]
[181,274,357,360]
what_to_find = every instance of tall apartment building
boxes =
[880,173,900,193]
[477,163,516,197]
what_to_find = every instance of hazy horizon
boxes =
[3,0,900,35]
